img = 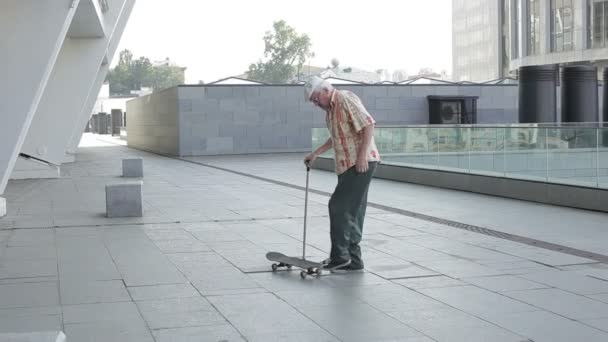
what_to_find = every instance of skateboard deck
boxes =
[266,252,322,278]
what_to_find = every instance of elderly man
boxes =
[303,76,380,271]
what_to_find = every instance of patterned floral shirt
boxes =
[326,89,380,175]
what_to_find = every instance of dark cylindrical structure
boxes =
[111,109,123,136]
[561,66,598,123]
[97,112,109,134]
[518,65,558,123]
[91,114,98,133]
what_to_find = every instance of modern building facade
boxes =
[453,0,608,82]
[0,0,135,216]
[452,0,504,82]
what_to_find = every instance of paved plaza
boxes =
[1,134,608,341]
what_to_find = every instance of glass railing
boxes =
[312,124,608,189]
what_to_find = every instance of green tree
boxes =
[147,63,185,90]
[247,20,313,84]
[106,50,185,95]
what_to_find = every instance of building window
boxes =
[527,0,541,55]
[512,0,521,58]
[502,0,512,75]
[590,0,608,48]
[551,0,574,52]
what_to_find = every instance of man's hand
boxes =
[304,153,317,167]
[355,156,368,173]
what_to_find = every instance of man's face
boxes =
[310,88,331,111]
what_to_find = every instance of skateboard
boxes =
[267,166,330,279]
[266,251,322,279]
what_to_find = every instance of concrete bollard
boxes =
[122,158,143,177]
[105,181,143,217]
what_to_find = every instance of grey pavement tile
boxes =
[183,222,238,233]
[387,308,526,342]
[0,306,62,333]
[365,258,439,279]
[60,280,130,305]
[0,259,58,279]
[275,288,368,309]
[215,252,273,273]
[7,230,54,246]
[56,236,112,261]
[579,269,608,282]
[366,240,454,262]
[202,287,270,297]
[64,320,154,342]
[250,270,390,292]
[165,251,225,265]
[582,318,608,332]
[99,226,150,241]
[504,288,608,320]
[0,276,58,285]
[145,229,194,241]
[55,226,100,237]
[393,275,467,290]
[63,301,143,324]
[135,297,215,313]
[412,241,524,264]
[0,281,59,309]
[205,240,265,253]
[208,293,321,336]
[512,250,595,267]
[191,273,262,294]
[416,259,508,279]
[138,307,226,330]
[152,324,245,342]
[347,284,447,312]
[128,283,200,301]
[482,310,608,342]
[2,245,56,260]
[588,293,608,304]
[170,266,238,280]
[519,270,608,295]
[298,302,424,342]
[0,332,67,341]
[463,275,550,292]
[202,211,247,222]
[364,222,426,238]
[239,229,301,245]
[477,260,558,274]
[152,239,212,253]
[58,259,122,282]
[140,222,207,231]
[560,263,608,272]
[104,237,186,286]
[245,330,341,342]
[419,285,537,318]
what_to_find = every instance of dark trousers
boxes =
[328,162,377,267]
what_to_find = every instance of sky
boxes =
[115,0,453,84]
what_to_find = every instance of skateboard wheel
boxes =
[287,264,293,269]
[300,271,307,279]
[271,263,278,272]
